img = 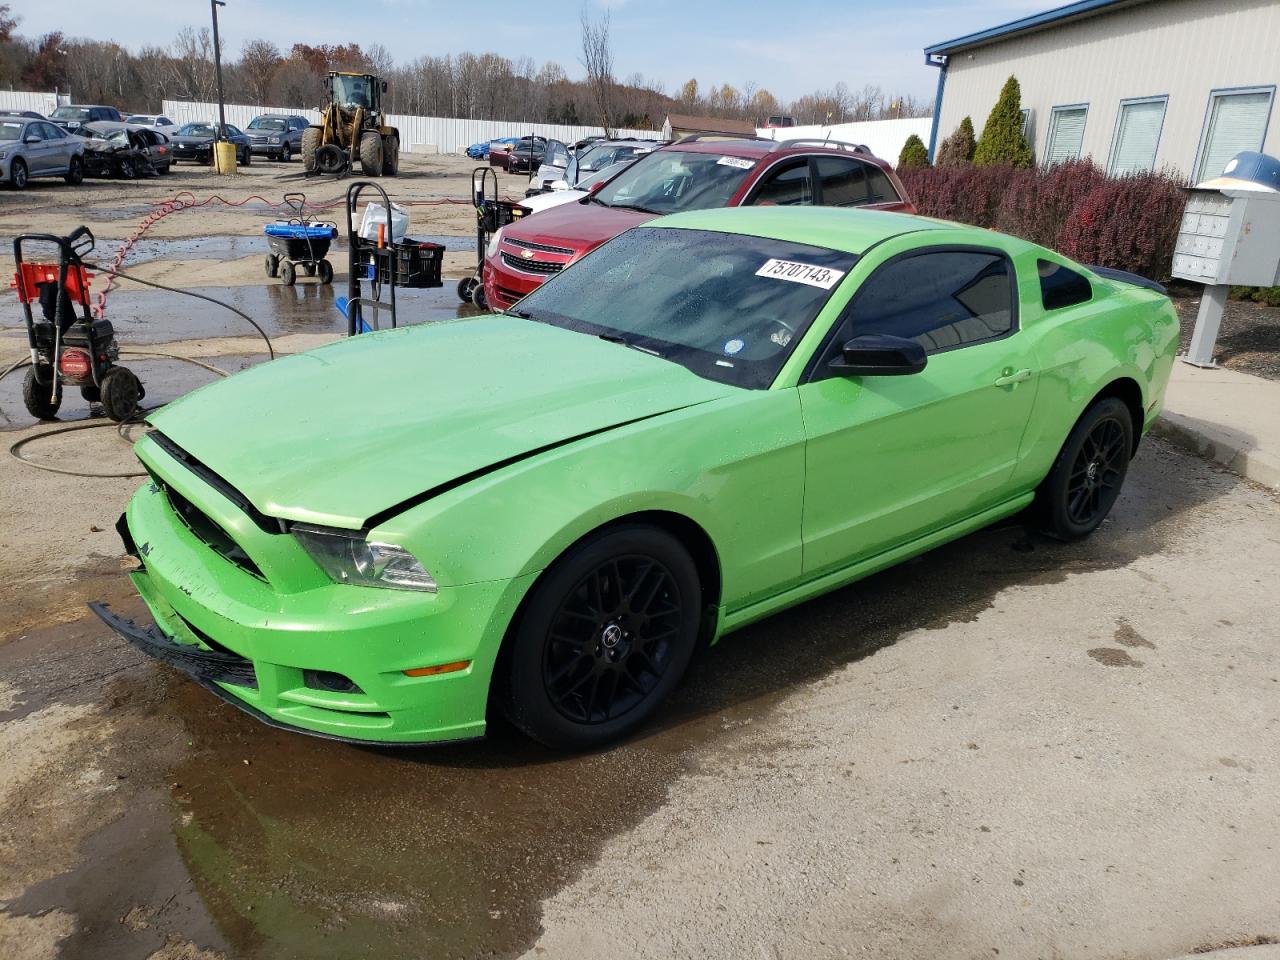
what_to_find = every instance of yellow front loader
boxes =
[302,72,400,177]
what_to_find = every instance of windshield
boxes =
[511,227,855,389]
[82,124,128,143]
[127,116,153,124]
[52,107,92,121]
[578,160,634,190]
[0,121,22,141]
[591,150,758,215]
[248,118,287,131]
[332,75,374,108]
[178,123,216,137]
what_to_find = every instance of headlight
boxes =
[0,150,9,161]
[486,226,504,259]
[269,136,280,144]
[293,524,437,592]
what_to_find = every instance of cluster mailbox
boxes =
[1172,151,1280,367]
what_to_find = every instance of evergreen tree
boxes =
[974,76,1034,168]
[898,134,930,169]
[936,116,976,167]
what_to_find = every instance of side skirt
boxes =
[717,492,1035,637]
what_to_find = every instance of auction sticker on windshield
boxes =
[717,156,755,169]
[755,258,845,290]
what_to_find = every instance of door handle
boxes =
[994,368,1032,387]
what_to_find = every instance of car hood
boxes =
[147,314,733,529]
[521,190,587,215]
[504,200,656,253]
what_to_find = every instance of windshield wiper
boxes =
[598,332,664,358]
[608,203,659,215]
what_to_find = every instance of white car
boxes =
[126,114,176,130]
[518,159,638,215]
[526,138,661,197]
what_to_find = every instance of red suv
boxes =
[483,134,915,311]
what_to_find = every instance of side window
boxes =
[39,123,63,139]
[25,123,45,141]
[1038,259,1093,310]
[750,161,814,206]
[847,250,1015,353]
[864,165,901,203]
[815,157,870,206]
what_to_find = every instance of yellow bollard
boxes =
[213,141,238,174]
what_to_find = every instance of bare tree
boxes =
[239,39,280,104]
[579,5,615,135]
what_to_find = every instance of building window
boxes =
[1195,87,1275,182]
[1044,105,1088,165]
[1108,97,1168,176]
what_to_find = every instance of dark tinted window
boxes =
[849,250,1014,352]
[41,122,65,139]
[1038,259,1093,310]
[750,161,814,206]
[815,157,870,206]
[865,166,900,203]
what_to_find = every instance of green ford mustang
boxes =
[92,206,1179,749]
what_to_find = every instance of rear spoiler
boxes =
[1086,265,1167,295]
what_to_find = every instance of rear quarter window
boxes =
[865,165,900,203]
[1038,260,1093,310]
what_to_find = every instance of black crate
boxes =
[357,238,445,289]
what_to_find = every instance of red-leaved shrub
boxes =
[898,162,1186,280]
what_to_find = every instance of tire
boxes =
[80,384,101,403]
[301,127,321,174]
[240,147,251,167]
[279,260,296,286]
[99,366,142,422]
[281,143,292,163]
[359,130,383,177]
[471,282,487,309]
[499,525,702,750]
[456,276,477,303]
[119,157,136,180]
[382,135,399,176]
[10,157,28,190]
[264,254,279,278]
[22,366,60,419]
[317,259,333,284]
[1037,397,1133,541]
[159,162,170,175]
[65,156,83,185]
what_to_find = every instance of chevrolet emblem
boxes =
[521,249,535,258]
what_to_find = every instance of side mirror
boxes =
[549,179,569,191]
[25,135,40,144]
[589,181,606,194]
[381,81,388,93]
[828,334,927,376]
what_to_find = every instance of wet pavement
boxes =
[0,438,1237,960]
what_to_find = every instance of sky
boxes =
[12,0,1052,104]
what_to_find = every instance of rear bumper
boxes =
[106,454,536,745]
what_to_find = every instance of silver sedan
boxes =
[0,116,85,189]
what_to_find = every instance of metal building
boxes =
[925,0,1279,180]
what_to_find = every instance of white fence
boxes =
[161,100,655,154]
[1,89,69,116]
[756,117,932,165]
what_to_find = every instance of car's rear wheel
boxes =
[501,526,701,750]
[1037,397,1133,540]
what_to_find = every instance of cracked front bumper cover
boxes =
[89,600,259,688]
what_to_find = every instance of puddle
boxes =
[0,284,484,349]
[113,234,474,267]
[0,440,1234,959]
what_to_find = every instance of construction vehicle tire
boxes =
[301,126,322,174]
[382,135,399,176]
[359,131,383,177]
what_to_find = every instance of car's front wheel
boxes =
[281,143,292,163]
[1037,397,1133,540]
[65,156,83,185]
[9,157,28,190]
[501,525,702,750]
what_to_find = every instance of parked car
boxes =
[1,109,46,120]
[169,122,251,166]
[484,135,915,311]
[518,159,639,215]
[79,122,171,177]
[528,138,661,196]
[244,114,310,161]
[126,115,177,130]
[0,116,84,188]
[490,136,544,171]
[572,135,606,153]
[50,104,123,132]
[507,137,549,175]
[92,205,1180,750]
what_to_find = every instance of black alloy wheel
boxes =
[1038,397,1133,540]
[501,526,701,750]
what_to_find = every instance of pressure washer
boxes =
[12,227,144,423]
